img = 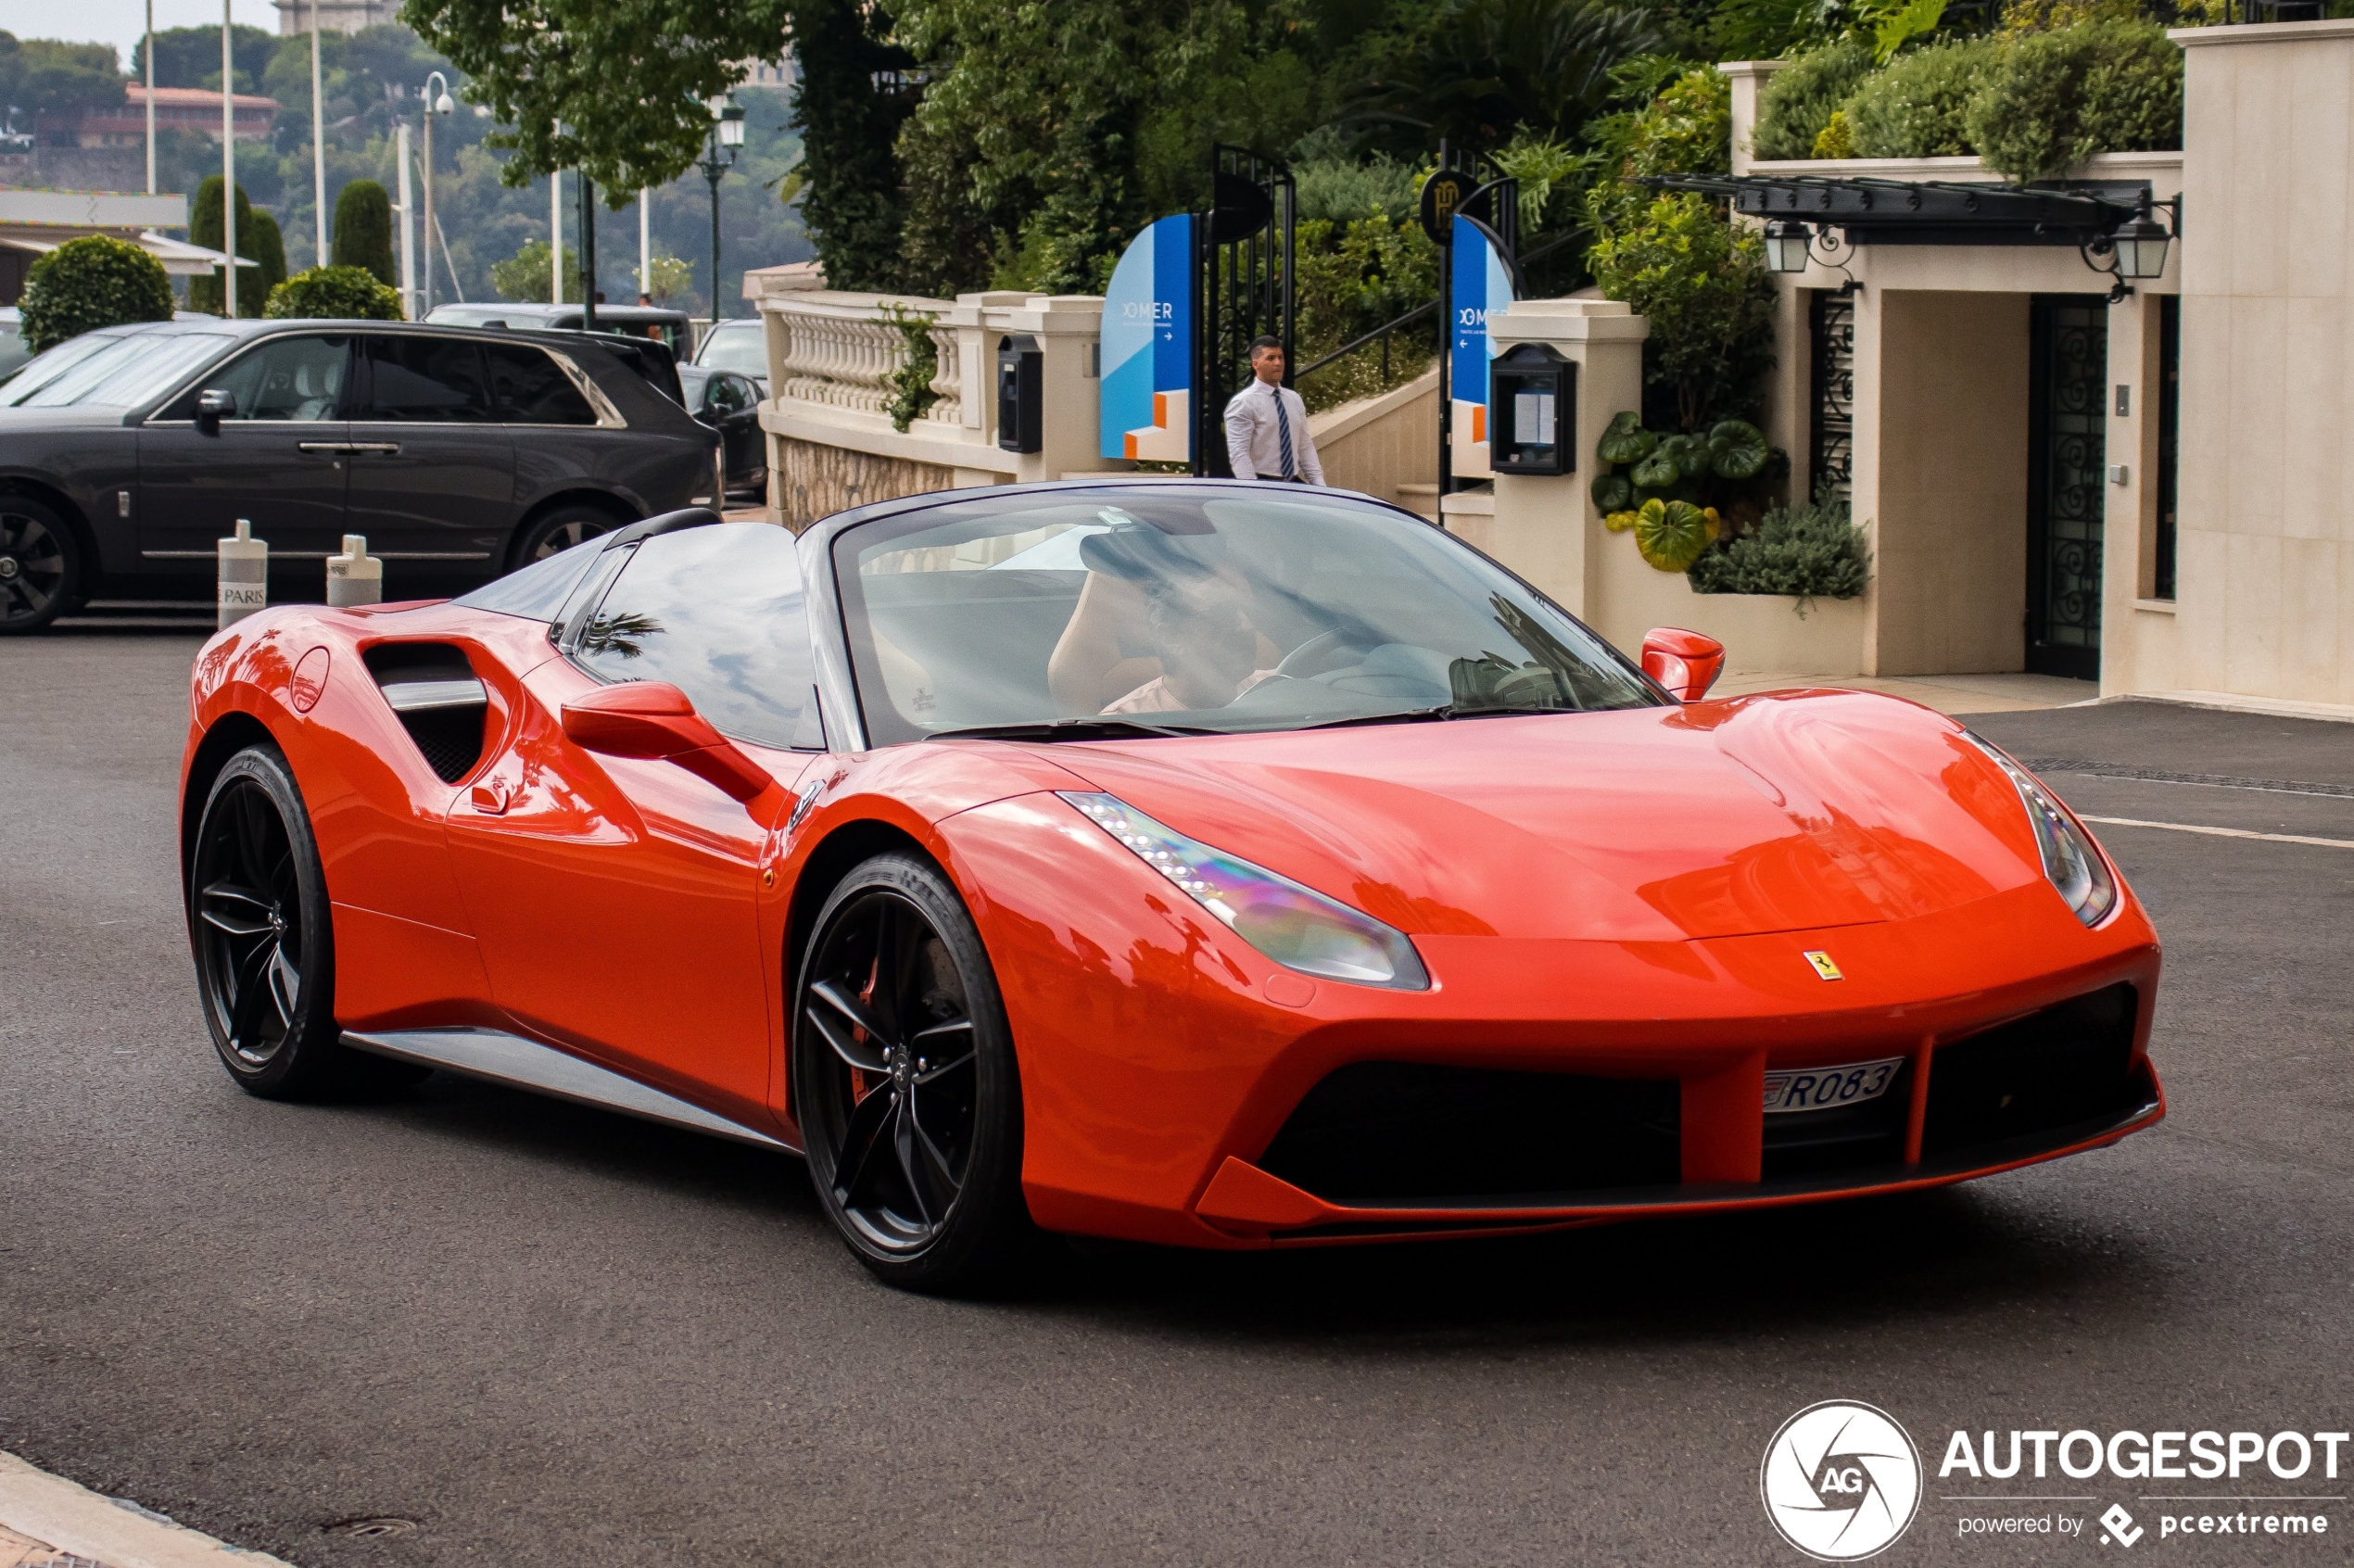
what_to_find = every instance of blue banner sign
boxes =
[1449,213,1515,479]
[1100,214,1194,462]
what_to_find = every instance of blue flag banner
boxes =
[1100,215,1194,462]
[1449,213,1515,479]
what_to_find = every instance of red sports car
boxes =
[179,482,2162,1291]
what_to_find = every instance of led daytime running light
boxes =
[1962,732,2118,928]
[1058,791,1430,990]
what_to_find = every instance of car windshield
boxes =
[834,486,1660,744]
[697,322,766,377]
[0,329,234,409]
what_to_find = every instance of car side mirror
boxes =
[1640,626,1727,703]
[561,680,774,803]
[196,388,235,433]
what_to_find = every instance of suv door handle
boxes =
[297,441,348,452]
[344,442,401,454]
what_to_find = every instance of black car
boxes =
[677,364,766,498]
[424,302,695,360]
[0,317,720,632]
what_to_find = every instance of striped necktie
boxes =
[1272,385,1296,480]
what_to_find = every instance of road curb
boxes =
[0,1454,292,1568]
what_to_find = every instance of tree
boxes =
[1349,0,1664,152]
[399,0,793,194]
[189,177,273,316]
[639,254,693,300]
[248,209,289,305]
[267,264,405,320]
[0,33,127,126]
[129,23,276,94]
[783,0,917,292]
[490,239,582,302]
[333,181,398,287]
[18,235,175,354]
[1588,192,1778,433]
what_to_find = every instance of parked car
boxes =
[0,317,720,633]
[0,308,27,382]
[424,302,693,360]
[691,316,767,393]
[677,364,766,498]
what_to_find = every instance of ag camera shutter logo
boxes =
[1761,1400,1924,1560]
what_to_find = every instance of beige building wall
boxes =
[2171,20,2354,712]
[1869,292,2031,676]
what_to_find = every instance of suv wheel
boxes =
[511,505,627,568]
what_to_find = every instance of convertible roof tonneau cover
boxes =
[1640,173,2156,247]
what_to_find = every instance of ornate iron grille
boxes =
[1808,291,1854,501]
[1195,145,1296,477]
[2028,297,2108,678]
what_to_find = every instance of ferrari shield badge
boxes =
[1803,951,1843,981]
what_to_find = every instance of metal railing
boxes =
[1296,228,1585,385]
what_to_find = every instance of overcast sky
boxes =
[1,0,266,72]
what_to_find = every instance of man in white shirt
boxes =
[1222,336,1323,485]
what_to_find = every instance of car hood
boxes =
[1045,690,2048,942]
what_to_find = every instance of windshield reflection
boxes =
[834,487,1659,744]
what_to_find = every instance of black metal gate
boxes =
[1193,146,1295,477]
[1807,291,1855,502]
[2027,296,2108,680]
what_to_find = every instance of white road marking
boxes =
[2079,816,2354,851]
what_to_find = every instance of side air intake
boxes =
[362,644,488,784]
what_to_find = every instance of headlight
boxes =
[1960,732,2117,928]
[1059,791,1430,991]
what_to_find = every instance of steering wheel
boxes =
[1275,626,1378,680]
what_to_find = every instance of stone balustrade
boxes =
[766,290,964,427]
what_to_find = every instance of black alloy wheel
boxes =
[794,854,1032,1292]
[189,746,422,1098]
[0,499,82,634]
[511,505,625,569]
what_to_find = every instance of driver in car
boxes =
[1101,580,1280,714]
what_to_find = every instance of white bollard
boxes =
[217,518,267,630]
[326,534,383,609]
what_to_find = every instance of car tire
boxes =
[509,504,627,570]
[0,497,83,635]
[792,853,1036,1294]
[189,745,427,1100]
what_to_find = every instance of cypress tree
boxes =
[187,175,260,315]
[331,180,398,287]
[246,209,287,316]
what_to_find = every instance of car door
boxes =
[137,331,354,568]
[341,333,514,573]
[704,372,765,490]
[445,523,821,1118]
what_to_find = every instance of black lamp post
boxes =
[696,94,747,334]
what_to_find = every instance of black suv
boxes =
[0,317,722,632]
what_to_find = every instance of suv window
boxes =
[159,334,350,421]
[571,523,817,750]
[360,335,491,422]
[486,342,597,424]
[696,321,766,378]
[704,373,752,416]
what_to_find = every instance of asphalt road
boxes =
[4,635,2349,1567]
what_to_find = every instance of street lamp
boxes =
[420,70,453,313]
[696,93,746,333]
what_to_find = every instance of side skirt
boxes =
[343,1027,797,1153]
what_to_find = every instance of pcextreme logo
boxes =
[1762,1400,1926,1561]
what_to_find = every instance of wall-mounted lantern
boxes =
[1763,219,1812,274]
[1488,343,1574,476]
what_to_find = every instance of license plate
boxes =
[1763,1056,1906,1114]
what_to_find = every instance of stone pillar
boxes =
[1484,299,1648,621]
[968,293,1122,484]
[1718,59,1788,176]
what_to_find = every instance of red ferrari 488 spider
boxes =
[180,482,2162,1290]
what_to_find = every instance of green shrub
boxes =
[247,208,287,303]
[1688,494,1872,601]
[1965,19,2182,181]
[1848,36,1997,158]
[1588,193,1778,432]
[1293,212,1438,413]
[1584,66,1732,235]
[265,265,404,321]
[1811,108,1856,159]
[1752,39,1874,162]
[490,239,583,304]
[1293,153,1420,226]
[880,304,940,432]
[17,234,174,354]
[331,180,398,287]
